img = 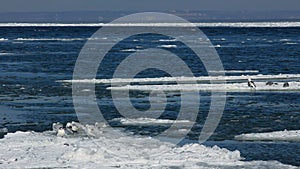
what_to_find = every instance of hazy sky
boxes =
[0,0,299,12]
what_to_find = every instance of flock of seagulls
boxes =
[247,78,290,89]
[52,121,83,137]
[52,121,107,137]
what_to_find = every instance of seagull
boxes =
[57,127,65,137]
[266,81,273,86]
[283,82,289,87]
[52,122,63,132]
[66,122,74,134]
[248,78,256,88]
[71,121,83,132]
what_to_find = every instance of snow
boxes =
[235,130,300,142]
[1,22,300,27]
[0,124,297,168]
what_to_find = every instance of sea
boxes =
[0,23,299,166]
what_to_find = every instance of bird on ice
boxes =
[248,78,256,88]
[52,122,63,132]
[57,127,66,137]
[66,121,82,133]
[266,81,273,86]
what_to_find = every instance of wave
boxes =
[1,22,300,27]
[285,42,298,45]
[0,124,296,168]
[0,53,15,56]
[0,38,8,41]
[235,130,300,142]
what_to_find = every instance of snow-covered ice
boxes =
[108,81,300,92]
[111,117,191,125]
[0,123,297,168]
[158,44,177,48]
[235,130,300,142]
[59,74,300,84]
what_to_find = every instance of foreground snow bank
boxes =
[0,127,297,168]
[235,130,300,142]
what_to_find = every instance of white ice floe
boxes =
[208,70,259,73]
[1,22,300,27]
[158,44,177,48]
[0,125,296,168]
[59,74,300,84]
[235,130,300,142]
[158,38,177,42]
[120,49,140,52]
[108,81,300,92]
[15,38,85,41]
[112,117,191,126]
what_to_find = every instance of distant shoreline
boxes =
[0,21,300,27]
[0,10,300,23]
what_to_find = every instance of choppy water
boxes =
[0,26,299,166]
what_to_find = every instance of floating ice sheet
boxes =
[0,127,297,168]
[108,82,300,92]
[59,74,300,84]
[235,130,300,142]
[111,117,191,125]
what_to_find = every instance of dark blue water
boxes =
[0,26,299,166]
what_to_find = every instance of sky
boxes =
[0,0,299,13]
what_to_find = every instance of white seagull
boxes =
[52,122,63,132]
[57,127,65,137]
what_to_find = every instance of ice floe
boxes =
[0,123,297,168]
[59,74,300,84]
[108,81,300,92]
[235,130,300,142]
[111,117,191,126]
